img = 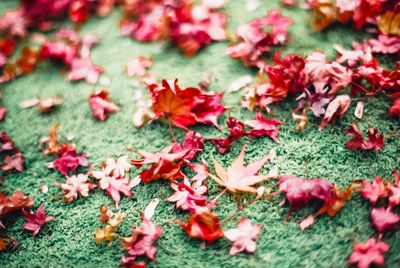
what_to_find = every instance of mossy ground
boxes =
[0,1,399,267]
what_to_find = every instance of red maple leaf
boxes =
[171,131,204,161]
[278,176,334,216]
[319,95,351,130]
[389,97,400,117]
[348,238,389,268]
[359,176,387,205]
[139,159,185,183]
[22,204,55,236]
[388,169,400,209]
[345,124,384,151]
[0,191,33,216]
[226,10,292,67]
[0,132,14,152]
[93,171,137,207]
[177,209,224,243]
[371,207,400,234]
[121,199,162,265]
[89,90,120,121]
[148,79,225,129]
[0,107,6,121]
[131,143,191,183]
[245,111,282,141]
[2,152,24,172]
[224,217,262,255]
[167,178,213,213]
[52,146,88,176]
[208,117,246,153]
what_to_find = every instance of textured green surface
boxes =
[1,1,400,267]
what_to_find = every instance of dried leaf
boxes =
[209,146,275,194]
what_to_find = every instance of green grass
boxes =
[1,1,400,267]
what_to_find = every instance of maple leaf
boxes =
[126,56,153,77]
[89,90,120,121]
[131,144,189,183]
[359,177,387,205]
[345,124,384,151]
[278,176,334,214]
[319,95,351,130]
[68,57,103,84]
[98,203,112,223]
[0,9,27,37]
[171,131,204,161]
[226,10,292,67]
[388,169,400,209]
[95,210,124,244]
[224,217,262,255]
[209,146,275,193]
[148,79,225,129]
[20,96,63,113]
[208,117,246,154]
[192,92,226,127]
[22,204,55,236]
[377,11,400,36]
[178,209,223,243]
[52,146,88,176]
[0,107,6,121]
[299,184,355,230]
[2,152,24,172]
[139,159,185,183]
[316,185,354,218]
[244,111,282,141]
[131,144,190,167]
[167,177,212,213]
[39,124,65,156]
[0,191,33,216]
[103,156,132,178]
[371,207,400,234]
[367,35,400,55]
[389,97,400,117]
[121,199,162,265]
[93,170,138,207]
[55,173,96,202]
[149,79,201,129]
[0,237,7,251]
[348,238,389,268]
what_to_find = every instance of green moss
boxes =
[1,1,399,267]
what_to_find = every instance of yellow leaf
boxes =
[377,12,400,36]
